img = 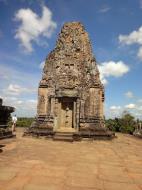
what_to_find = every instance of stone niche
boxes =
[26,22,114,140]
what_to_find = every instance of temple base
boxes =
[24,119,115,141]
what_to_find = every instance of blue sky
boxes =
[0,0,142,118]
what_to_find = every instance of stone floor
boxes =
[0,128,142,190]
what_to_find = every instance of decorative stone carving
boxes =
[26,22,114,140]
[40,95,45,103]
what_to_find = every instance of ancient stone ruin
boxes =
[0,98,15,139]
[133,122,142,138]
[26,22,114,141]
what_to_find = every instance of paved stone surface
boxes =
[0,128,142,190]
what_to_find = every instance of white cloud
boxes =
[7,84,22,95]
[110,106,121,110]
[98,5,111,13]
[3,84,36,96]
[119,26,142,60]
[138,99,142,103]
[2,96,37,117]
[39,61,45,69]
[107,99,142,119]
[119,27,142,45]
[137,106,142,111]
[0,63,40,87]
[14,5,57,52]
[101,78,108,85]
[125,103,136,109]
[17,100,23,105]
[26,99,37,109]
[107,105,122,118]
[16,99,37,116]
[125,91,134,98]
[98,61,130,85]
[0,64,39,117]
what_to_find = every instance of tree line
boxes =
[8,117,34,128]
[8,111,142,135]
[105,111,141,134]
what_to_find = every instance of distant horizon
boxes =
[0,0,142,119]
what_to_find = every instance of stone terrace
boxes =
[0,128,142,190]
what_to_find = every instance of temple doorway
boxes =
[57,98,76,132]
[61,101,73,129]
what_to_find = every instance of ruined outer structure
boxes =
[133,122,142,138]
[0,98,15,139]
[27,22,114,140]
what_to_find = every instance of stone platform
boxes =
[24,126,115,141]
[0,128,142,190]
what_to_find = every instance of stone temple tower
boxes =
[26,22,114,140]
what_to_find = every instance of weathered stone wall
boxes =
[37,87,48,115]
[36,22,105,130]
[0,98,15,139]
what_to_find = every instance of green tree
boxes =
[120,111,135,134]
[105,118,121,132]
[105,111,136,134]
[8,117,34,128]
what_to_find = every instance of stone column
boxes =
[57,100,61,130]
[53,98,59,130]
[73,101,77,129]
[98,89,104,118]
[50,97,55,116]
[54,98,58,117]
[80,100,85,118]
[37,87,48,115]
[76,98,80,131]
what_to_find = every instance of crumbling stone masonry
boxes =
[0,98,15,139]
[26,22,114,140]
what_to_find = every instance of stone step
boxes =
[53,132,74,142]
[55,132,73,136]
[0,134,15,140]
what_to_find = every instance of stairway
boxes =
[53,131,74,142]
